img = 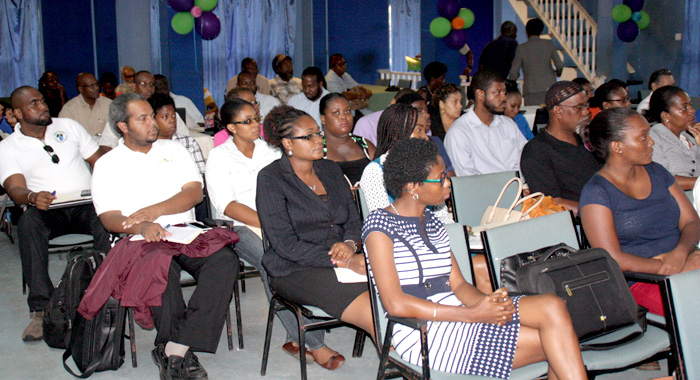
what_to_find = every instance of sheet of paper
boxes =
[53,190,91,204]
[469,233,483,250]
[334,267,367,283]
[130,225,203,244]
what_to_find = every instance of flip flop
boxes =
[282,342,314,365]
[316,353,346,370]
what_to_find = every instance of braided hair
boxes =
[374,103,420,159]
[263,105,310,148]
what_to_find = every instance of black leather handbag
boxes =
[506,244,645,348]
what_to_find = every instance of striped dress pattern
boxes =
[362,209,520,379]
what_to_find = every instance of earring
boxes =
[412,193,419,201]
[288,150,293,157]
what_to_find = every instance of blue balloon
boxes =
[444,29,466,50]
[617,20,639,43]
[623,0,644,12]
[631,11,642,22]
[437,0,460,20]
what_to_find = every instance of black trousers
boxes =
[18,204,111,312]
[151,246,238,353]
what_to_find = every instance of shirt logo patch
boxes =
[54,132,67,142]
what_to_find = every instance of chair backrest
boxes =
[376,78,390,87]
[397,79,412,89]
[481,211,580,290]
[685,189,693,204]
[450,171,519,226]
[365,222,474,354]
[663,269,700,380]
[356,187,370,220]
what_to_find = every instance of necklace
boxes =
[389,203,400,216]
[308,183,316,191]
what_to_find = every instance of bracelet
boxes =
[27,191,35,206]
[344,239,358,253]
[346,254,353,268]
[433,303,438,323]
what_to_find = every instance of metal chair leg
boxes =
[127,308,137,367]
[352,330,366,358]
[260,297,278,376]
[233,280,243,349]
[296,308,308,380]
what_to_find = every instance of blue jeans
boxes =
[234,226,326,350]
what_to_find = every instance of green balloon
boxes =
[195,0,217,12]
[612,4,632,23]
[172,12,194,35]
[636,10,650,30]
[458,8,475,29]
[430,17,451,38]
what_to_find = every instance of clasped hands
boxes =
[122,205,170,242]
[470,288,516,326]
[329,241,366,275]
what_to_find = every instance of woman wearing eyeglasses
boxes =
[255,105,374,370]
[645,86,700,191]
[588,80,631,119]
[213,87,262,147]
[319,93,376,186]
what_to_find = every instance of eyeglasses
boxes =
[43,144,60,164]
[288,130,324,141]
[137,81,156,88]
[558,103,589,112]
[606,96,631,103]
[231,115,263,125]
[423,171,448,186]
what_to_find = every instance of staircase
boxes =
[515,0,604,85]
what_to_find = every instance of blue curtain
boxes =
[681,0,700,96]
[389,0,420,73]
[202,0,297,108]
[0,0,43,97]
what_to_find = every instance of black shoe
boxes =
[152,344,187,380]
[183,350,208,380]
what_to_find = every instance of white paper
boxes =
[468,233,483,250]
[130,225,203,244]
[334,267,367,283]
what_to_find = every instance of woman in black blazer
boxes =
[256,105,374,369]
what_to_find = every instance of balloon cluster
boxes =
[169,0,221,40]
[429,0,474,50]
[612,0,650,43]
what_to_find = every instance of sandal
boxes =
[282,342,314,364]
[315,353,345,370]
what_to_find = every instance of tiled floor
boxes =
[0,230,669,379]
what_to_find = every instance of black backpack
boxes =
[44,250,106,349]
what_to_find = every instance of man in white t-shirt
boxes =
[92,93,237,379]
[287,67,330,128]
[0,86,110,342]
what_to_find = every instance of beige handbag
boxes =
[473,177,544,233]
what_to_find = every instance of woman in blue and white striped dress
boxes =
[363,138,586,379]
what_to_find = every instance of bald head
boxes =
[10,86,51,128]
[76,73,100,103]
[10,86,35,109]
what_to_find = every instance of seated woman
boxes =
[213,87,260,147]
[588,79,631,119]
[319,93,376,185]
[206,100,340,368]
[580,108,700,316]
[256,105,375,367]
[505,80,534,140]
[428,83,463,140]
[646,85,700,190]
[364,138,586,379]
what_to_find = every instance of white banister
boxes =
[377,69,422,89]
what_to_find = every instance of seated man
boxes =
[268,54,302,105]
[0,86,110,341]
[445,69,527,176]
[58,73,112,137]
[154,74,205,126]
[520,81,602,213]
[90,92,238,379]
[226,57,271,95]
[287,66,330,128]
[325,53,372,115]
[235,71,280,120]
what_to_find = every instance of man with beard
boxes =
[0,86,110,341]
[445,69,527,176]
[520,81,602,212]
[59,73,112,137]
[287,66,330,127]
[269,54,302,105]
[235,71,280,120]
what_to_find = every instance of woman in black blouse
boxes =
[256,105,374,369]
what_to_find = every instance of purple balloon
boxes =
[194,11,221,40]
[437,0,460,19]
[444,29,466,50]
[617,20,639,43]
[167,0,194,12]
[623,0,644,12]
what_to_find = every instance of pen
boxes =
[165,224,171,229]
[51,191,56,196]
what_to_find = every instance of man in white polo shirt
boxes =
[0,86,110,342]
[92,92,237,379]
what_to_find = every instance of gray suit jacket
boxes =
[508,36,564,95]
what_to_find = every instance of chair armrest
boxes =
[202,218,234,229]
[623,271,667,284]
[387,315,428,330]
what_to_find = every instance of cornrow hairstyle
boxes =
[374,103,420,159]
[646,86,687,124]
[384,138,440,197]
[264,105,310,148]
[219,98,256,136]
[319,92,348,115]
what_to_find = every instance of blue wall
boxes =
[42,0,118,98]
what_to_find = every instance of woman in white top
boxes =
[205,100,340,367]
